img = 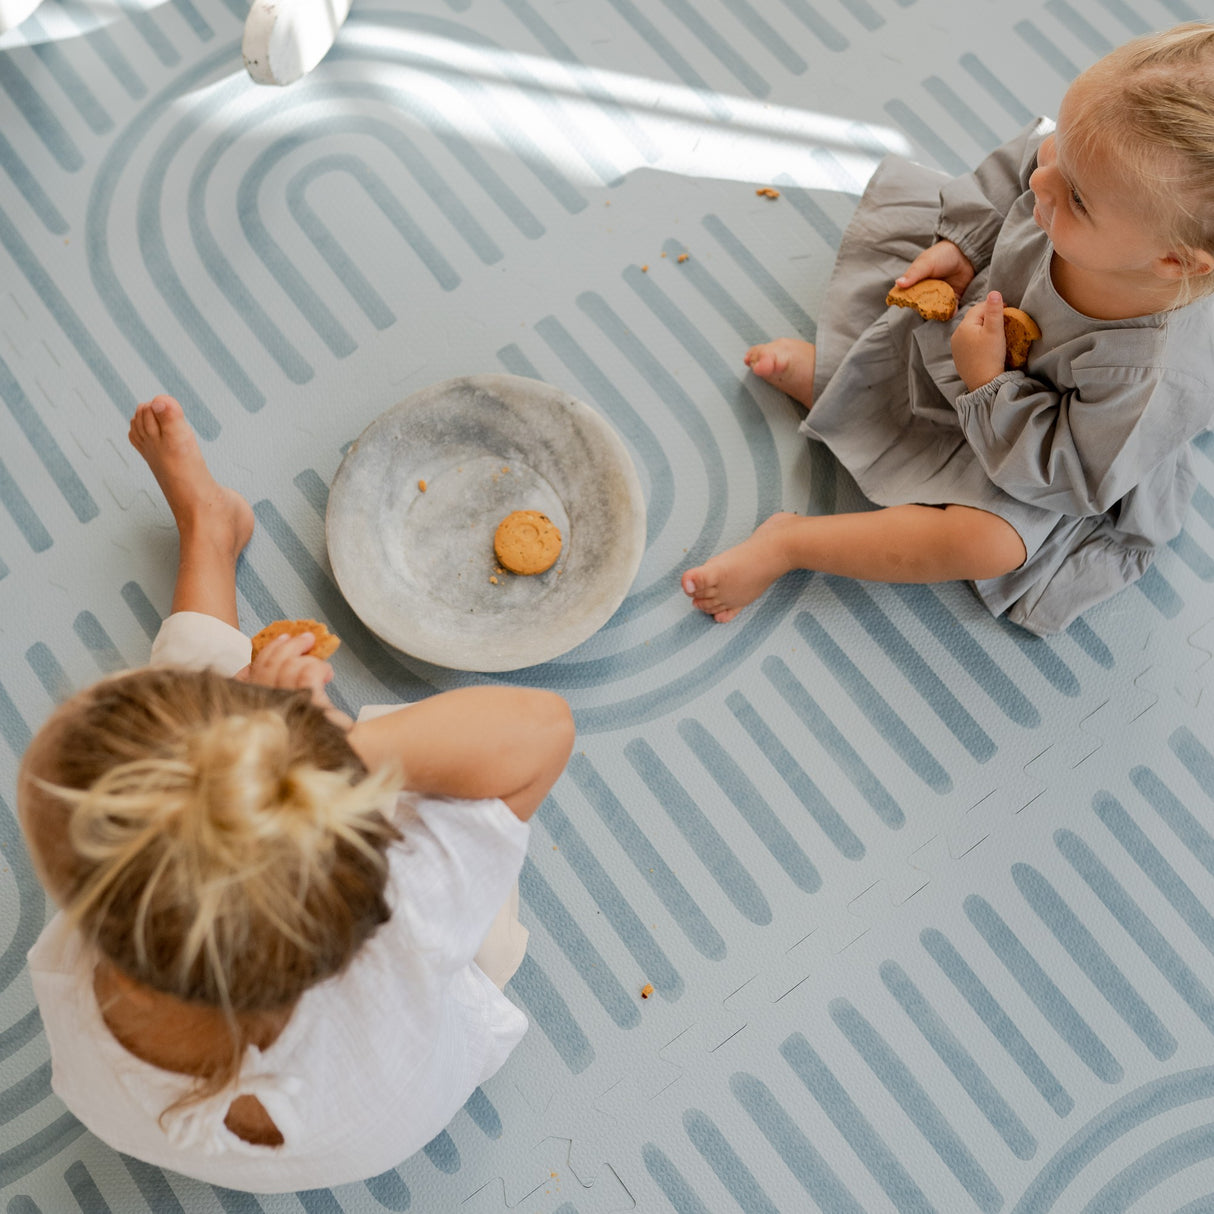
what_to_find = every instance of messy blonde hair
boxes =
[19,668,400,1097]
[1068,22,1214,300]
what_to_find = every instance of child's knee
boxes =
[988,518,1028,575]
[542,692,576,756]
[946,507,1026,578]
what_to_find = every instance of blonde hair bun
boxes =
[20,669,398,1014]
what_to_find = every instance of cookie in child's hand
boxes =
[885,278,958,321]
[1002,306,1041,369]
[493,510,562,575]
[250,619,342,661]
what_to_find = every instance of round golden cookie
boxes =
[493,510,562,575]
[885,277,958,322]
[1002,306,1041,369]
[249,618,342,661]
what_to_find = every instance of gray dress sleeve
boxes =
[953,357,1213,520]
[935,119,1053,272]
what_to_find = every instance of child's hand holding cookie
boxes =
[893,239,976,301]
[238,630,337,711]
[951,291,1009,392]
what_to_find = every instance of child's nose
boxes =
[1029,163,1054,202]
[1030,136,1056,195]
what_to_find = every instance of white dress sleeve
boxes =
[387,794,531,975]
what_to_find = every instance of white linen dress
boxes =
[27,611,532,1193]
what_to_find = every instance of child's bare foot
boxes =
[128,395,253,558]
[682,512,805,622]
[743,339,816,408]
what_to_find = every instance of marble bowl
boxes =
[326,374,647,671]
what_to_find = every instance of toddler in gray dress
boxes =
[683,23,1214,636]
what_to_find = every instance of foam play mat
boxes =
[4,0,1214,1209]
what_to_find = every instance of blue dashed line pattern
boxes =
[2,0,1214,1210]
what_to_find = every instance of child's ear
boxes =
[1156,248,1214,280]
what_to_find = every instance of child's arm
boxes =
[936,118,1053,275]
[346,687,574,822]
[951,354,1204,519]
[891,122,1051,303]
[239,632,574,817]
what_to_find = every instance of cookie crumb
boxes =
[677,253,689,263]
[489,576,498,584]
[418,479,427,492]
[641,983,654,999]
[755,187,780,199]
[641,264,649,272]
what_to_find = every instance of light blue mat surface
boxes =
[3,0,1214,1209]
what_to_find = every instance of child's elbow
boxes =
[537,691,576,762]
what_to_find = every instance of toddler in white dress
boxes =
[19,395,574,1192]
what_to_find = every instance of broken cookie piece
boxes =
[1002,306,1041,369]
[885,277,959,322]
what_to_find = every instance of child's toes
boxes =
[149,397,175,431]
[746,349,782,380]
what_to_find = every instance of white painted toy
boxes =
[0,0,350,85]
[0,0,43,34]
[242,0,354,85]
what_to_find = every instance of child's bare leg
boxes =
[744,339,816,409]
[682,504,1026,622]
[128,395,254,629]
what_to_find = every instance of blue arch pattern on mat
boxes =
[3,0,1214,1210]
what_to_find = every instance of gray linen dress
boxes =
[801,120,1214,635]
